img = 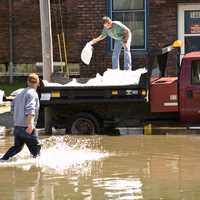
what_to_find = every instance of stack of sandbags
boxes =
[43,68,147,87]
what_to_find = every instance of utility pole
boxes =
[9,0,14,83]
[39,0,54,133]
[39,0,54,81]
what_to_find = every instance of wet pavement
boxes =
[1,134,200,199]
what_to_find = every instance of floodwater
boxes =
[0,134,200,200]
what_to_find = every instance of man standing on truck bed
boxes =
[90,16,132,70]
[0,73,41,161]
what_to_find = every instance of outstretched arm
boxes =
[91,35,106,45]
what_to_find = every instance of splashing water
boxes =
[0,136,108,174]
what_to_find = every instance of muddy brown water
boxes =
[0,134,200,200]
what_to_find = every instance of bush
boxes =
[0,80,25,96]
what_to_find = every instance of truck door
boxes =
[180,59,200,123]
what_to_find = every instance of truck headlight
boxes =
[141,89,147,96]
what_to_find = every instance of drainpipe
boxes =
[9,0,14,83]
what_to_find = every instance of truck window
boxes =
[192,60,200,84]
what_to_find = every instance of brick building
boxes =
[0,0,200,78]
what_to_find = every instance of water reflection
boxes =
[0,135,200,199]
[93,177,143,199]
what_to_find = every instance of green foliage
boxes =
[0,80,25,96]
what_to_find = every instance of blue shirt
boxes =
[12,88,40,127]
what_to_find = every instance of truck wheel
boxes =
[70,113,101,135]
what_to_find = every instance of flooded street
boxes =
[1,134,200,200]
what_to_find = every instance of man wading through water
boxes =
[90,16,132,70]
[0,73,41,161]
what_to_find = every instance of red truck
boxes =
[39,40,200,134]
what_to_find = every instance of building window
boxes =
[184,10,200,54]
[110,0,147,50]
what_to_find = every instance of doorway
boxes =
[178,4,200,58]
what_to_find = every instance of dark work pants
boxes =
[1,126,41,160]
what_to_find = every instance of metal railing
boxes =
[0,62,80,77]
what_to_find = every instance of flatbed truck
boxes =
[39,41,200,134]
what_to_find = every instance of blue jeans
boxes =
[1,126,41,160]
[112,33,132,70]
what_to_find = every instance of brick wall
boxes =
[13,0,41,63]
[0,0,199,78]
[0,1,9,63]
[76,0,109,77]
[149,0,200,49]
[149,0,200,75]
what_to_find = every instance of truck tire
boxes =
[69,113,101,135]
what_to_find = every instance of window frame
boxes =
[107,0,148,52]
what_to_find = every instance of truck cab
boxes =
[149,44,179,114]
[149,41,200,124]
[179,52,200,123]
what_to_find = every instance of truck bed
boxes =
[39,69,149,105]
[40,83,148,105]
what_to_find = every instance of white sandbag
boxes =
[81,42,93,65]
